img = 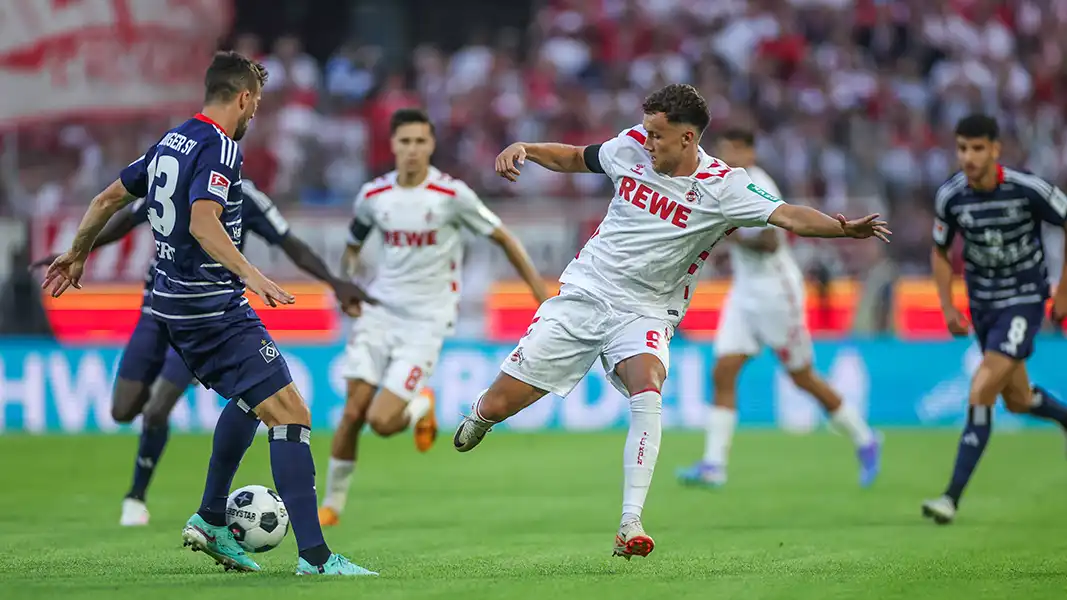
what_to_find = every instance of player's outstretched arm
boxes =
[42,179,138,297]
[279,235,375,311]
[767,204,891,242]
[189,200,294,307]
[31,201,144,270]
[495,142,591,181]
[488,226,550,303]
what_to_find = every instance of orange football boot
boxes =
[414,388,437,452]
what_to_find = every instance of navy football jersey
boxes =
[122,179,291,314]
[933,166,1067,310]
[119,114,284,320]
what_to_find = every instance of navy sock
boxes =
[269,424,330,566]
[197,401,259,527]
[945,405,992,506]
[1029,385,1067,429]
[127,424,170,501]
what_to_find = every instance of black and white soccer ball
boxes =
[225,484,290,553]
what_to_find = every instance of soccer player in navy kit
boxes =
[33,180,370,527]
[923,114,1067,524]
[44,52,375,575]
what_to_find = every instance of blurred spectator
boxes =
[13,0,1067,284]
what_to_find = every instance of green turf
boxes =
[1,430,1066,599]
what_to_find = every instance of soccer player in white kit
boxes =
[452,85,891,559]
[319,109,549,526]
[676,129,882,490]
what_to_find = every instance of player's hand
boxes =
[836,214,892,243]
[332,280,377,317]
[29,253,60,271]
[245,270,295,308]
[495,143,527,182]
[1051,293,1067,324]
[942,306,971,337]
[41,251,86,298]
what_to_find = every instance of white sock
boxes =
[703,405,737,466]
[404,389,432,425]
[830,403,875,448]
[322,457,355,513]
[622,390,662,523]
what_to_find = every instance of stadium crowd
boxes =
[3,0,1066,281]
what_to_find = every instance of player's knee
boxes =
[787,366,817,391]
[111,380,147,423]
[366,412,399,437]
[712,359,742,391]
[255,388,311,428]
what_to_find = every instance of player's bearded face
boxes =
[641,112,692,174]
[233,90,260,141]
[956,136,999,182]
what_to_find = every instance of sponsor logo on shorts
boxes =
[259,341,280,363]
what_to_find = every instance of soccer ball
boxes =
[225,484,290,553]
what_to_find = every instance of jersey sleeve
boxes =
[188,137,241,208]
[1030,181,1067,227]
[119,144,158,198]
[348,187,376,244]
[453,182,502,236]
[242,181,290,245]
[932,182,959,248]
[717,168,785,228]
[595,126,646,180]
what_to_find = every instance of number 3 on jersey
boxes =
[147,154,180,237]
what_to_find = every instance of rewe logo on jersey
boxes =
[618,177,692,229]
[383,230,439,247]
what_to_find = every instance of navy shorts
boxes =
[972,302,1045,360]
[162,307,292,408]
[117,312,197,388]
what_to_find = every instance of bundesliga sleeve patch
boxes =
[746,182,781,203]
[208,171,231,200]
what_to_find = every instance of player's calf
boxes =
[124,377,184,509]
[454,373,546,452]
[320,379,375,525]
[789,365,880,486]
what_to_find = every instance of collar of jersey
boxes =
[193,113,229,136]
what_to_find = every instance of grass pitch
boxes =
[1,430,1065,599]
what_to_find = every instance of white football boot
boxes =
[120,498,150,527]
[613,518,655,560]
[921,495,956,525]
[453,413,493,452]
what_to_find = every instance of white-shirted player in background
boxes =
[676,128,882,490]
[319,108,549,526]
[453,85,891,559]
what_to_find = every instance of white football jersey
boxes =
[727,165,804,296]
[560,125,786,325]
[349,167,502,327]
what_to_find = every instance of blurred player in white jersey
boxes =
[319,109,548,526]
[676,129,881,490]
[452,85,891,559]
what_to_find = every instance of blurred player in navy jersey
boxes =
[44,51,376,575]
[922,114,1067,525]
[32,180,369,527]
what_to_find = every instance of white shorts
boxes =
[500,285,674,397]
[715,286,813,372]
[338,306,442,401]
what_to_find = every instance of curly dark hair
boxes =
[204,51,268,104]
[642,84,710,133]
